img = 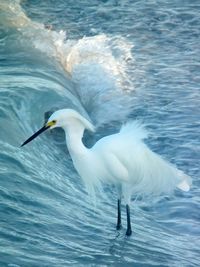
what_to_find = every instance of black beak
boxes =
[21,124,50,147]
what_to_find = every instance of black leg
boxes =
[126,204,132,236]
[116,199,122,230]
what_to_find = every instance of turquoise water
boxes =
[0,0,199,266]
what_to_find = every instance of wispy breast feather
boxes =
[120,121,148,140]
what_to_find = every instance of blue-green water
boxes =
[0,0,199,266]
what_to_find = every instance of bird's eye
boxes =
[52,120,56,124]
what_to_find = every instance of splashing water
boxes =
[2,0,135,126]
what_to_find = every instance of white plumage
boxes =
[91,120,191,200]
[21,108,191,235]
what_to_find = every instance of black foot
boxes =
[126,228,132,236]
[116,223,122,230]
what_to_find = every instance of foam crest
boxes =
[0,0,30,28]
[60,34,134,125]
[2,0,135,126]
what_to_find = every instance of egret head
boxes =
[21,109,95,147]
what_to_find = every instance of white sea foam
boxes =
[2,0,135,126]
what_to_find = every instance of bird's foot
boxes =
[116,223,122,230]
[126,228,132,236]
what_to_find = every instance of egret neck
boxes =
[63,121,88,157]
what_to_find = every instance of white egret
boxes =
[21,109,191,236]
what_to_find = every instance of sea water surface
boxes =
[0,0,200,266]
